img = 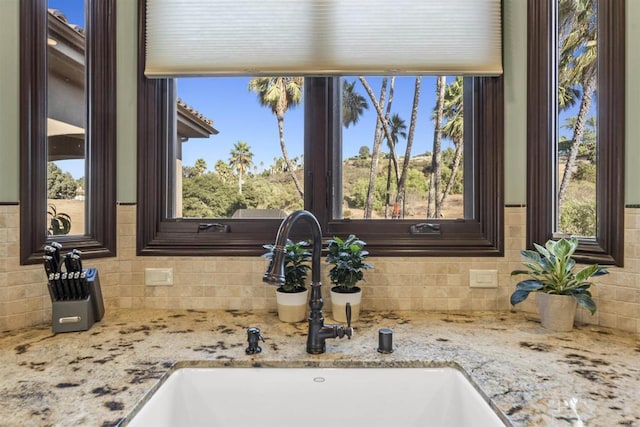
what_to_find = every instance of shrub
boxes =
[559,199,596,237]
[574,162,596,183]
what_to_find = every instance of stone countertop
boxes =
[0,309,638,427]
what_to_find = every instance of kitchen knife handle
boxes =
[72,249,83,271]
[53,273,63,301]
[47,282,57,302]
[43,255,56,277]
[50,241,63,271]
[79,273,89,299]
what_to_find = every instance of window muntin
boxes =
[526,0,624,265]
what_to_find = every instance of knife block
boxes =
[52,297,95,333]
[85,268,105,322]
[50,268,105,333]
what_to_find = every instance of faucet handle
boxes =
[345,303,353,339]
[346,303,352,328]
[245,327,265,354]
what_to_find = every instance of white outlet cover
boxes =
[469,269,498,288]
[145,268,174,286]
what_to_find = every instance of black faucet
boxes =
[263,210,353,354]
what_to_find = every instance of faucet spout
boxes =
[263,210,322,286]
[263,210,352,354]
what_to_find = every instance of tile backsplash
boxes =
[1,204,638,337]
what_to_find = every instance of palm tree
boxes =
[439,77,464,209]
[214,160,232,182]
[384,113,407,218]
[194,158,207,176]
[358,76,399,218]
[427,76,446,219]
[248,77,304,198]
[395,76,422,219]
[557,0,597,206]
[561,116,597,161]
[229,141,254,194]
[342,79,368,128]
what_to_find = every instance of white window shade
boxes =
[145,0,502,77]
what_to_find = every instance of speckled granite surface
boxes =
[0,309,638,427]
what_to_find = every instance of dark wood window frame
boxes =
[527,0,625,266]
[137,1,504,258]
[20,0,117,264]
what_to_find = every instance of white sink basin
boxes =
[126,367,507,427]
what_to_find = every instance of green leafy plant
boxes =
[326,234,373,292]
[262,240,311,293]
[47,203,72,235]
[510,237,608,315]
[559,199,596,237]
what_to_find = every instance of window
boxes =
[173,77,303,221]
[527,0,624,265]
[20,0,116,264]
[137,3,503,257]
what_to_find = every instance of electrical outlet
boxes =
[145,268,174,286]
[469,269,498,288]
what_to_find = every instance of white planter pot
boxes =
[537,293,577,332]
[330,287,362,323]
[275,288,308,323]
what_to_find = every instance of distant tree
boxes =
[47,162,77,199]
[426,76,446,218]
[183,158,208,179]
[384,113,407,218]
[248,77,304,198]
[182,166,196,178]
[561,116,596,161]
[439,76,464,209]
[214,160,232,182]
[194,158,207,175]
[358,145,371,159]
[342,79,369,128]
[229,141,254,194]
[358,76,395,218]
[395,76,422,219]
[182,173,243,217]
[290,155,302,171]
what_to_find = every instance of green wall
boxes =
[627,0,640,204]
[0,0,19,202]
[503,0,527,204]
[1,0,638,205]
[116,0,138,203]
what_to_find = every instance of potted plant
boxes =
[326,234,373,322]
[510,237,608,332]
[47,203,72,235]
[262,240,311,322]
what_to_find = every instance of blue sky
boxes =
[177,76,446,172]
[49,0,84,27]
